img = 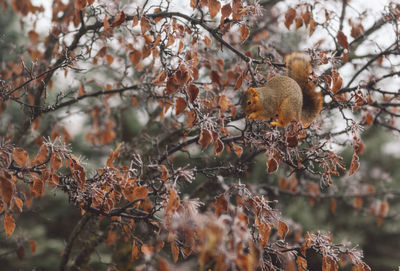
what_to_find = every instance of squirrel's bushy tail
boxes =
[285,52,322,123]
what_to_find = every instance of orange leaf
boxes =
[277,220,288,240]
[296,255,307,271]
[309,18,316,36]
[50,153,62,172]
[187,84,199,103]
[218,95,230,113]
[105,230,117,246]
[28,30,39,45]
[31,178,44,197]
[213,138,224,156]
[187,110,197,128]
[198,129,212,150]
[337,31,349,49]
[75,0,86,10]
[221,3,232,19]
[0,175,15,208]
[129,50,142,67]
[266,158,278,173]
[378,200,389,217]
[240,24,250,43]
[131,244,140,262]
[284,8,296,29]
[111,11,126,27]
[234,74,243,90]
[160,165,169,180]
[33,144,48,165]
[152,70,167,85]
[140,17,151,34]
[4,212,15,238]
[105,54,114,65]
[353,196,363,211]
[132,186,148,200]
[29,240,37,254]
[78,83,85,97]
[158,257,171,271]
[166,189,180,215]
[348,153,359,176]
[215,194,228,216]
[190,0,198,9]
[330,199,337,215]
[208,0,221,18]
[13,148,28,167]
[175,97,187,115]
[232,144,243,158]
[295,16,303,29]
[171,241,179,263]
[13,197,23,212]
[166,33,175,47]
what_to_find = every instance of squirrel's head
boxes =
[242,87,262,116]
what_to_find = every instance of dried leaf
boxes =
[132,186,148,200]
[232,144,243,158]
[50,153,62,172]
[105,230,117,246]
[187,110,197,128]
[160,165,169,180]
[266,158,278,173]
[140,17,151,34]
[331,199,337,215]
[348,153,359,176]
[234,74,243,90]
[13,148,28,167]
[4,212,15,238]
[28,30,39,45]
[13,197,23,212]
[208,0,221,18]
[309,18,316,36]
[131,244,140,262]
[175,97,187,115]
[171,241,179,263]
[190,0,198,9]
[111,11,126,27]
[129,50,142,67]
[295,16,303,29]
[75,0,86,10]
[29,240,37,254]
[284,8,296,29]
[277,220,288,240]
[218,95,230,113]
[221,3,232,19]
[296,255,307,271]
[187,84,199,103]
[353,196,363,211]
[198,129,212,150]
[240,24,250,43]
[215,194,228,216]
[152,70,167,85]
[337,31,349,49]
[105,54,114,65]
[31,178,44,197]
[0,175,15,207]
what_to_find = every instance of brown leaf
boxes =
[4,212,15,238]
[208,0,221,18]
[353,196,363,211]
[28,30,39,45]
[284,8,296,30]
[160,165,169,180]
[198,129,212,150]
[131,244,140,262]
[75,0,86,10]
[14,197,23,212]
[190,0,198,9]
[111,11,126,27]
[234,74,243,90]
[221,3,232,19]
[175,97,187,115]
[331,199,337,215]
[31,178,44,197]
[295,16,303,29]
[210,70,221,87]
[171,241,179,263]
[213,138,224,156]
[266,158,278,173]
[215,194,228,216]
[348,153,359,176]
[29,240,37,254]
[309,18,316,36]
[13,148,28,167]
[0,175,15,207]
[166,33,175,47]
[129,50,142,67]
[218,95,230,113]
[78,83,85,97]
[187,84,199,103]
[187,110,197,128]
[152,70,167,85]
[277,220,288,240]
[158,257,171,271]
[239,24,250,43]
[232,144,243,158]
[105,230,117,246]
[104,15,112,33]
[286,135,298,147]
[50,153,62,172]
[105,54,114,65]
[140,17,151,34]
[296,255,307,271]
[132,186,148,200]
[337,31,349,49]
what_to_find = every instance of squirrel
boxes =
[243,52,322,127]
